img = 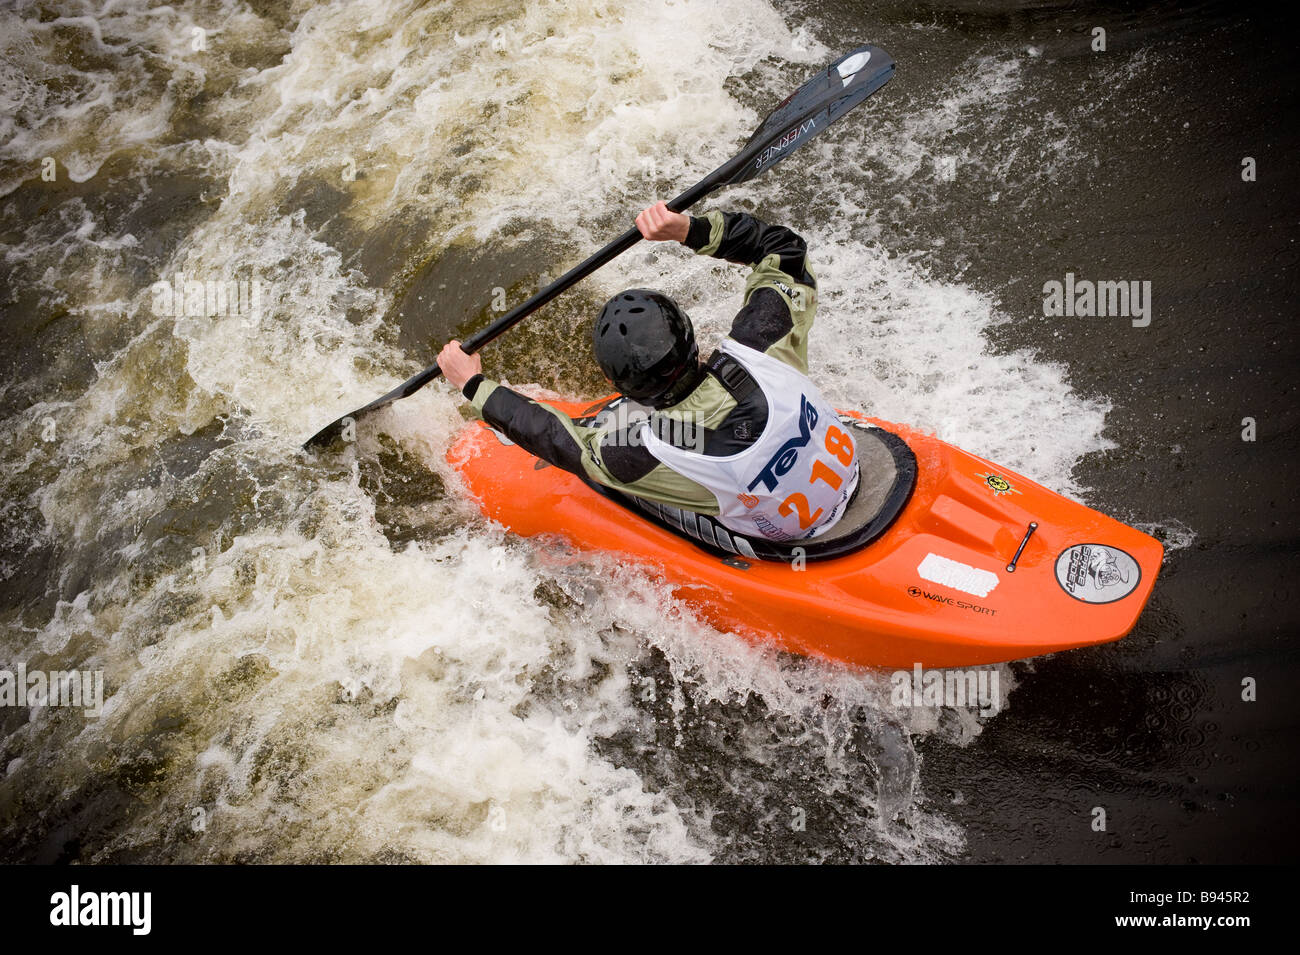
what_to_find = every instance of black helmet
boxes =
[592,289,699,406]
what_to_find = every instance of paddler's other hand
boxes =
[438,340,481,391]
[635,201,689,243]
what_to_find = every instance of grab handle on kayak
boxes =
[1006,521,1038,573]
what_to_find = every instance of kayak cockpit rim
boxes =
[573,404,918,565]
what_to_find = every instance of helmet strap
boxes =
[650,362,705,409]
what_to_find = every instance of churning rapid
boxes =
[1,0,1185,863]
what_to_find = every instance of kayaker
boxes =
[437,201,859,542]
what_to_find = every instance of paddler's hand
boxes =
[635,201,690,243]
[438,340,481,391]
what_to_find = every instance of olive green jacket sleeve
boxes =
[688,209,818,373]
[465,377,720,513]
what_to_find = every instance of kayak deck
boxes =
[447,399,1163,668]
[588,413,918,562]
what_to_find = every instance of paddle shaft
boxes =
[409,157,742,389]
[299,168,735,439]
[302,44,893,448]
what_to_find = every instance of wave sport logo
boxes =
[906,585,997,617]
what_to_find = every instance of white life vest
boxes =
[639,340,859,542]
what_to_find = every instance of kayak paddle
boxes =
[302,44,895,450]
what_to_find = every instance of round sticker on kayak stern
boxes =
[1054,544,1142,604]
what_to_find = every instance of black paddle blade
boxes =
[726,45,895,187]
[302,412,353,450]
[302,362,445,450]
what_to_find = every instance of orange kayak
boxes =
[448,397,1163,668]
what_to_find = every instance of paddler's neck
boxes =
[649,364,706,410]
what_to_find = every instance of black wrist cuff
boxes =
[684,215,712,250]
[462,374,485,401]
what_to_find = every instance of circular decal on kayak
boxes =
[976,471,1022,497]
[1055,544,1142,604]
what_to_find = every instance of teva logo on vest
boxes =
[747,396,818,492]
[50,885,152,935]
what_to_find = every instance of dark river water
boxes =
[0,0,1295,863]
